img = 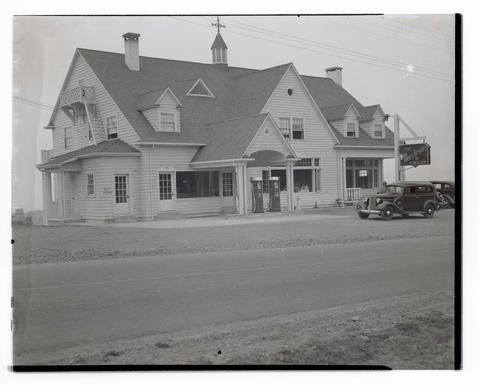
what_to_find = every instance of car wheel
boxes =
[358,212,369,219]
[443,194,455,208]
[380,206,394,220]
[423,203,435,218]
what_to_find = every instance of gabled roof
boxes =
[321,103,361,122]
[192,114,270,163]
[329,125,394,147]
[211,32,228,49]
[137,87,183,110]
[357,104,384,123]
[37,139,140,169]
[48,48,392,149]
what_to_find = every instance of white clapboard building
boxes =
[38,30,394,223]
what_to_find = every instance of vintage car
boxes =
[431,181,455,208]
[356,182,437,220]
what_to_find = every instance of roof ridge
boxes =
[231,62,292,80]
[77,47,262,73]
[205,113,268,126]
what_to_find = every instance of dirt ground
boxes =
[12,208,455,265]
[15,289,454,368]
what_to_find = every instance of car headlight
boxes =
[376,198,382,204]
[364,197,369,203]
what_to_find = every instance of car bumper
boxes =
[359,209,381,215]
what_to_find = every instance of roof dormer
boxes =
[321,103,361,138]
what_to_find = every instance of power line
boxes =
[225,18,452,79]
[13,96,55,111]
[173,17,453,82]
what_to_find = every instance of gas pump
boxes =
[269,176,281,212]
[251,177,264,213]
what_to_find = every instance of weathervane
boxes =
[211,16,226,33]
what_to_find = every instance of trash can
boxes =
[251,177,264,213]
[269,176,281,212]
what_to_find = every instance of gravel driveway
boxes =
[12,208,455,265]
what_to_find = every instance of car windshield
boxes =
[386,185,404,194]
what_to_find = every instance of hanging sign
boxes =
[399,143,431,166]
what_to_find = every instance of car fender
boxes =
[423,199,437,211]
[376,201,399,212]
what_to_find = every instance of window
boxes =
[176,171,219,198]
[373,124,383,138]
[346,159,380,189]
[347,123,356,137]
[294,158,312,167]
[278,118,291,139]
[106,116,118,139]
[292,118,304,139]
[293,158,321,192]
[222,172,233,197]
[262,170,270,193]
[160,112,176,132]
[87,173,94,196]
[64,126,73,149]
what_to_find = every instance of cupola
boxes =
[211,17,228,67]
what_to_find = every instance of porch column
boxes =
[235,165,244,215]
[242,164,249,214]
[41,172,49,225]
[285,160,295,211]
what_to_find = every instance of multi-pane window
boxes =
[292,118,304,139]
[87,173,94,196]
[373,124,383,138]
[158,173,172,200]
[294,158,312,167]
[346,159,380,189]
[262,170,270,193]
[222,172,233,197]
[347,123,357,137]
[278,118,291,139]
[293,158,321,192]
[115,175,128,203]
[160,112,175,132]
[106,116,118,139]
[64,126,73,149]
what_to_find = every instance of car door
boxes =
[403,186,419,211]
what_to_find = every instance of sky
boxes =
[12,15,455,211]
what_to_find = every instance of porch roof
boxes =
[37,139,140,169]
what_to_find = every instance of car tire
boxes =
[380,206,394,220]
[358,212,369,219]
[423,203,435,218]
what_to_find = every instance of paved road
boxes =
[13,236,454,355]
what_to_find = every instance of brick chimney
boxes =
[122,32,140,71]
[325,66,343,86]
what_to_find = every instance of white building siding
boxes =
[50,52,140,157]
[330,106,360,137]
[245,119,291,156]
[261,66,340,207]
[137,146,200,218]
[77,157,140,221]
[158,92,181,132]
[142,108,159,131]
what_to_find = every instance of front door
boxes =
[158,172,176,212]
[114,174,130,216]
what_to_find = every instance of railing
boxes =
[59,86,95,107]
[345,187,361,201]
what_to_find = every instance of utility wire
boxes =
[173,16,453,82]
[225,18,452,79]
[13,96,55,110]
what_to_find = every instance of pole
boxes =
[394,114,400,183]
